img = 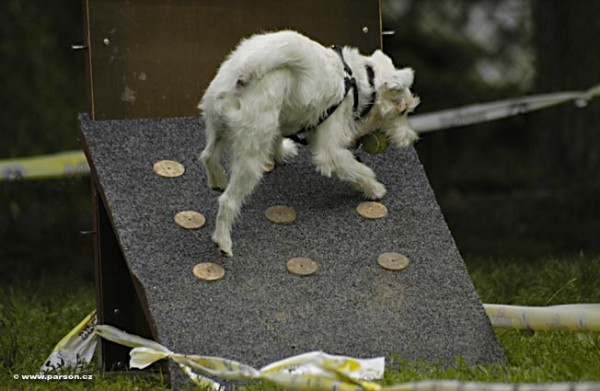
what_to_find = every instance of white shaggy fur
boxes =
[199,30,419,257]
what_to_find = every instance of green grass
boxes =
[1,255,599,390]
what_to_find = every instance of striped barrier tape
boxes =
[0,150,89,182]
[94,324,600,391]
[2,84,598,182]
[91,323,600,390]
[484,303,600,332]
[409,84,600,134]
[95,324,385,390]
[37,310,97,375]
[384,381,600,391]
[38,304,600,389]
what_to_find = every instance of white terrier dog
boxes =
[199,30,419,257]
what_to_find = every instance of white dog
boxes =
[199,30,419,257]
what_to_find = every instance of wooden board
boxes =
[83,0,381,120]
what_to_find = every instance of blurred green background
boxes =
[0,0,599,289]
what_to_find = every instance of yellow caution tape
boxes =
[43,305,600,388]
[383,380,600,391]
[39,310,97,374]
[484,303,600,331]
[0,150,89,181]
[95,324,383,390]
[95,324,600,391]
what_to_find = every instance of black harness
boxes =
[289,45,376,145]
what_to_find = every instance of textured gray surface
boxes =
[80,115,504,387]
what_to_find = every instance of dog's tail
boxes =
[227,30,325,89]
[200,30,326,114]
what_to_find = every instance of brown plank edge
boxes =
[81,121,164,375]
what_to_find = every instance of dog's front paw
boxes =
[210,183,227,193]
[364,181,387,200]
[219,246,233,258]
[207,170,228,192]
[212,232,233,257]
[214,240,233,257]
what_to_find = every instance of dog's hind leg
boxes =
[200,120,228,191]
[212,134,274,257]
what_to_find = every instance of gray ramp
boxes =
[79,115,504,387]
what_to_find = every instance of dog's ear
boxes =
[370,50,396,72]
[384,68,415,92]
[371,49,388,62]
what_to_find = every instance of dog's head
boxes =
[371,50,420,116]
[369,50,420,148]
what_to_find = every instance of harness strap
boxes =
[357,65,376,119]
[289,46,376,146]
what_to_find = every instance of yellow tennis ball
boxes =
[361,131,389,154]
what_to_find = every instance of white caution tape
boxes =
[95,324,384,390]
[484,303,600,331]
[43,304,600,389]
[384,380,600,391]
[409,84,600,133]
[38,310,97,374]
[95,324,600,391]
[261,350,384,381]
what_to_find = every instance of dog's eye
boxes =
[384,80,404,93]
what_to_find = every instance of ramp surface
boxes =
[80,115,504,387]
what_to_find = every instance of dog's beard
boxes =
[385,114,419,148]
